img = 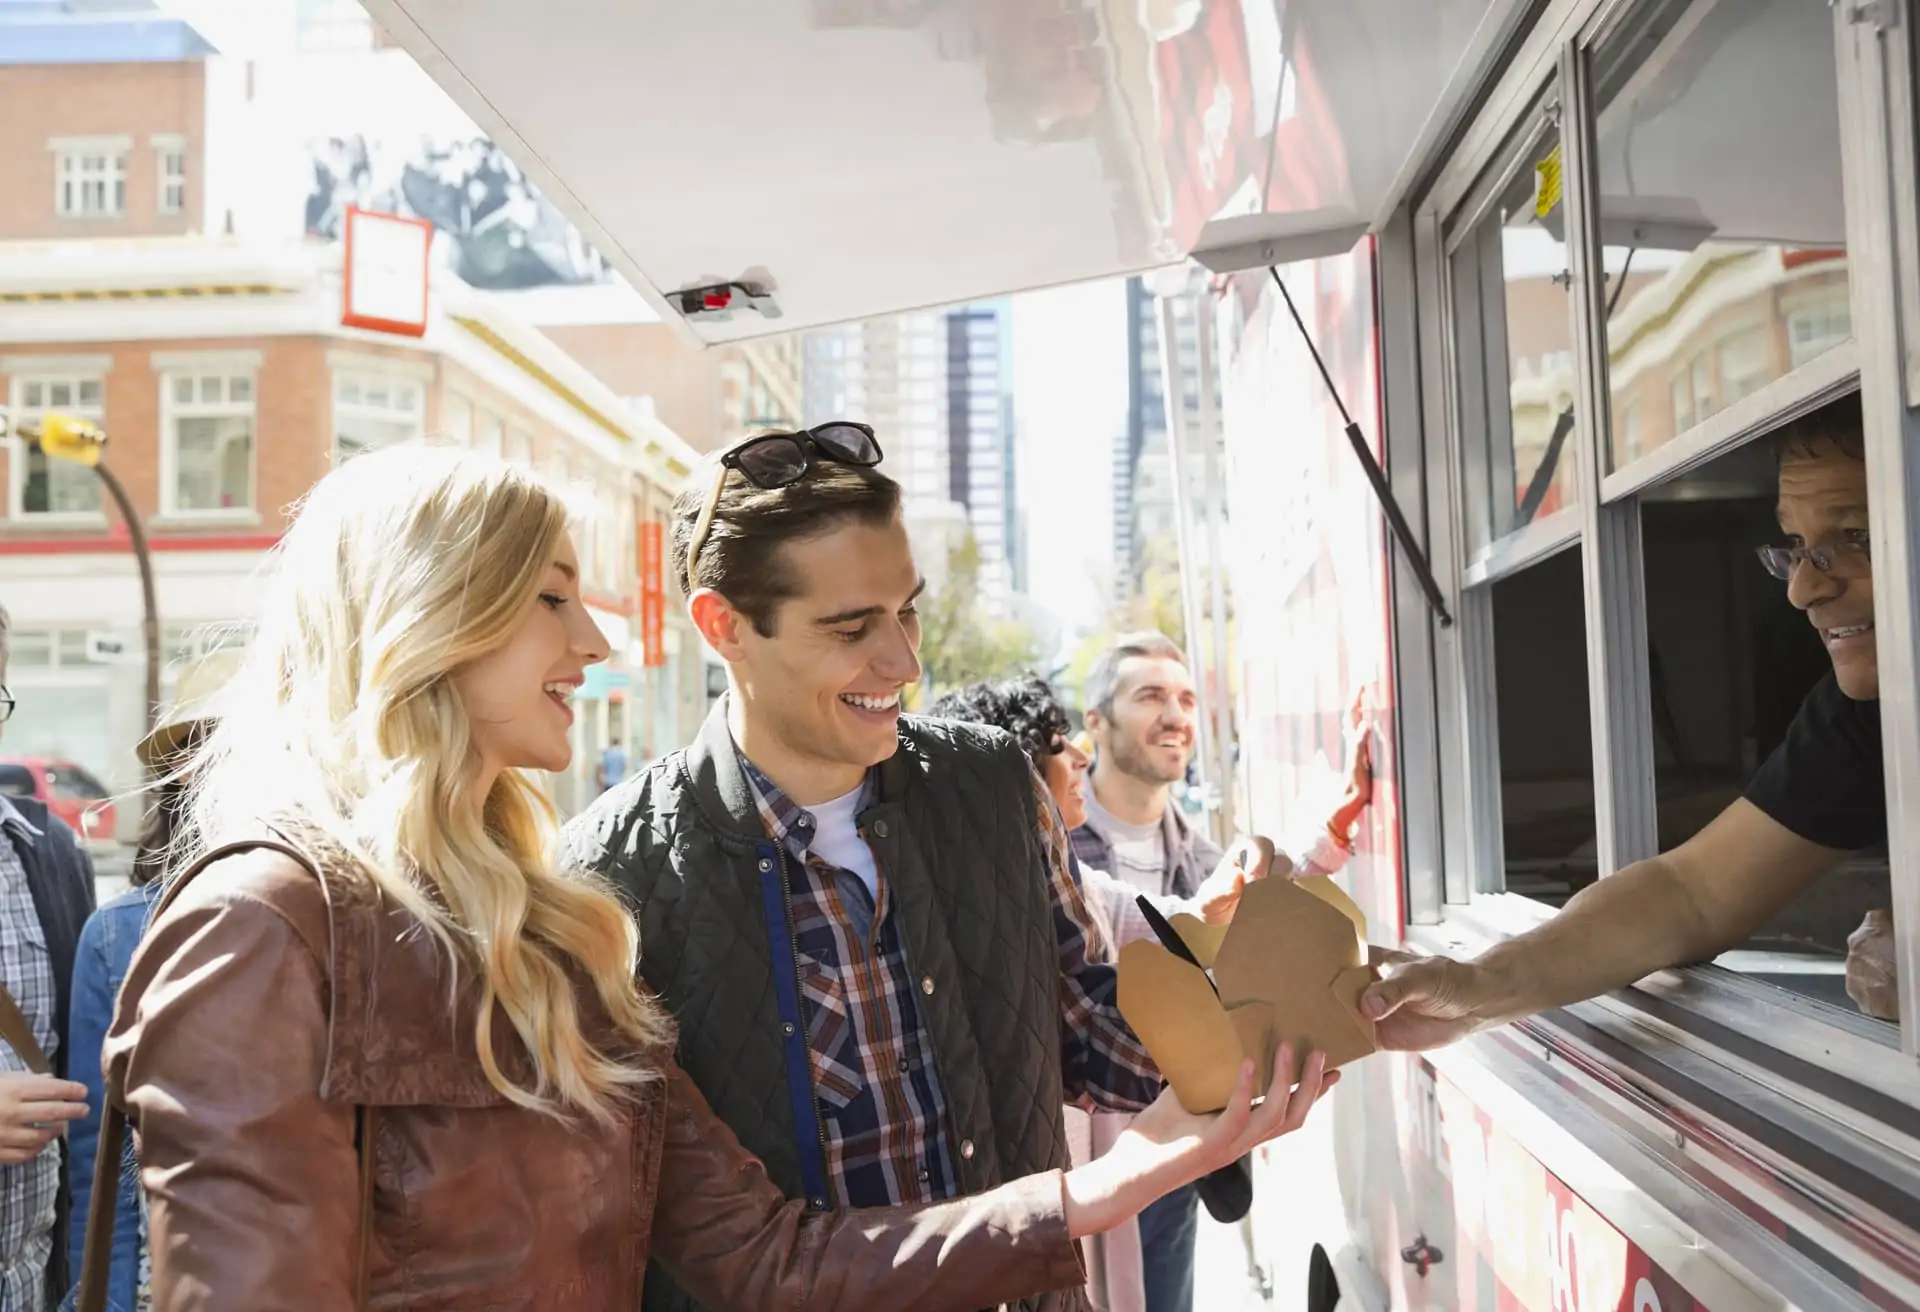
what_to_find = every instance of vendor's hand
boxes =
[1062,1044,1335,1238]
[1359,949,1504,1052]
[1846,909,1900,1022]
[0,1072,88,1164]
[1196,836,1283,924]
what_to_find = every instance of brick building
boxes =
[0,2,723,840]
[0,242,704,834]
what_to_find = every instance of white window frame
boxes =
[440,392,474,447]
[50,137,130,219]
[330,361,429,465]
[474,409,504,457]
[152,135,187,217]
[156,351,261,521]
[3,361,110,523]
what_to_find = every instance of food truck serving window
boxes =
[1425,0,1896,1040]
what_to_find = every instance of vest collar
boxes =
[683,693,925,843]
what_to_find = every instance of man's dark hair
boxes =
[929,675,1072,768]
[671,446,902,637]
[1774,391,1865,464]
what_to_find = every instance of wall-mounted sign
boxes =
[639,520,666,668]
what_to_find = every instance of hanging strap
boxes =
[76,837,380,1312]
[0,979,49,1076]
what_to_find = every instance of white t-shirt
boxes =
[1081,788,1168,897]
[803,784,880,902]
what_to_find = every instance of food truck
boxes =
[367,0,1920,1304]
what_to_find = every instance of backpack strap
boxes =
[77,836,377,1312]
[0,978,49,1076]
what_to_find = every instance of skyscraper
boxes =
[805,301,1019,610]
[945,301,1016,608]
[803,311,971,591]
[1116,275,1205,600]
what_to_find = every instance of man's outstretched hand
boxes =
[1359,948,1505,1052]
[1196,837,1282,924]
[1847,909,1900,1021]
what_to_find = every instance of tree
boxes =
[1062,532,1190,707]
[917,533,1042,697]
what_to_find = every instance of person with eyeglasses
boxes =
[562,425,1313,1312]
[1360,393,1904,1047]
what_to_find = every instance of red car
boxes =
[0,757,117,843]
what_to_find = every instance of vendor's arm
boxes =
[1362,800,1844,1049]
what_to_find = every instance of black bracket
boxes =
[1400,1234,1446,1278]
[674,279,783,323]
[1269,268,1454,628]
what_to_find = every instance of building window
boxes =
[296,0,376,51]
[154,138,187,216]
[1787,296,1852,370]
[334,373,424,463]
[9,376,105,518]
[163,372,256,515]
[441,393,474,447]
[475,411,504,457]
[1670,373,1692,436]
[1718,326,1770,407]
[53,143,127,218]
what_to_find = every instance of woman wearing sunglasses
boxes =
[94,442,1331,1311]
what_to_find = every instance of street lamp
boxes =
[0,410,162,746]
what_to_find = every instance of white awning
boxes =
[367,0,1520,345]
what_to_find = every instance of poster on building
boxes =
[304,134,612,291]
[640,521,666,669]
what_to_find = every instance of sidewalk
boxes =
[1192,1104,1345,1310]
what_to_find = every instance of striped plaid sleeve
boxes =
[1029,768,1163,1114]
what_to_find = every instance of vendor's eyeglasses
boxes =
[685,423,884,595]
[1756,539,1872,581]
[0,685,13,724]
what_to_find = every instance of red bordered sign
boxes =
[341,206,433,339]
[640,521,666,669]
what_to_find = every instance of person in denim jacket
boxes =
[63,651,229,1312]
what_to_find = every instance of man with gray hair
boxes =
[0,603,97,1310]
[1072,631,1374,1312]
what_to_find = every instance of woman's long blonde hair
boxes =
[183,443,671,1120]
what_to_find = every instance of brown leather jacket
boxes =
[102,840,1086,1310]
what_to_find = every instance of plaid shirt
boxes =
[739,750,1160,1209]
[0,799,58,1312]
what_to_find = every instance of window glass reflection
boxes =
[1451,117,1581,556]
[1593,0,1849,472]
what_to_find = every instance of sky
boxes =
[1008,279,1131,635]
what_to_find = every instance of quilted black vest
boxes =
[562,698,1083,1312]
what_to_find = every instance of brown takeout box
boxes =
[1117,874,1379,1114]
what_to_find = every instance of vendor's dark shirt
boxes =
[1744,673,1885,851]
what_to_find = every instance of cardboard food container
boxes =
[1116,874,1379,1114]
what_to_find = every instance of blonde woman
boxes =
[98,444,1332,1311]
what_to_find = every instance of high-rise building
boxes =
[803,312,972,590]
[1116,275,1205,600]
[944,301,1015,608]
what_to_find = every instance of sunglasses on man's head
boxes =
[724,423,883,488]
[686,423,885,594]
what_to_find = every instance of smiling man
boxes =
[1363,394,1903,1049]
[563,425,1161,1312]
